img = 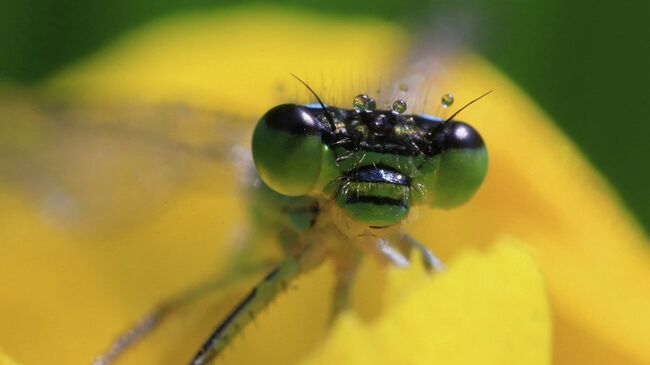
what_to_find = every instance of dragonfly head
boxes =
[252,96,488,228]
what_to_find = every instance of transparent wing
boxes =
[376,15,473,117]
[0,95,254,233]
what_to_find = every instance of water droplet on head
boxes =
[399,83,409,92]
[366,97,377,112]
[392,99,407,114]
[353,94,374,112]
[441,93,454,108]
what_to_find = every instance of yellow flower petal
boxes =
[47,6,408,116]
[0,348,20,365]
[407,56,650,364]
[302,241,551,365]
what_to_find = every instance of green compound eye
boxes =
[415,121,488,209]
[252,104,325,196]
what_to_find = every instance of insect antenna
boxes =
[444,90,493,123]
[290,73,337,132]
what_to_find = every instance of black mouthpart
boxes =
[345,165,410,186]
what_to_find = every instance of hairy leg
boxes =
[189,244,324,365]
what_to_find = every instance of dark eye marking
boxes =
[441,122,485,150]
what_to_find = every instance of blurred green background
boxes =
[1,0,648,232]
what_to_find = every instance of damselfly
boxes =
[74,69,488,363]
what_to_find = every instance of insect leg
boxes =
[401,235,445,272]
[189,245,323,365]
[91,263,269,365]
[330,250,362,321]
[375,237,411,268]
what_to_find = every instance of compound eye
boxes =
[252,104,325,196]
[414,121,488,209]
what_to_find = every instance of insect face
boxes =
[252,96,488,228]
